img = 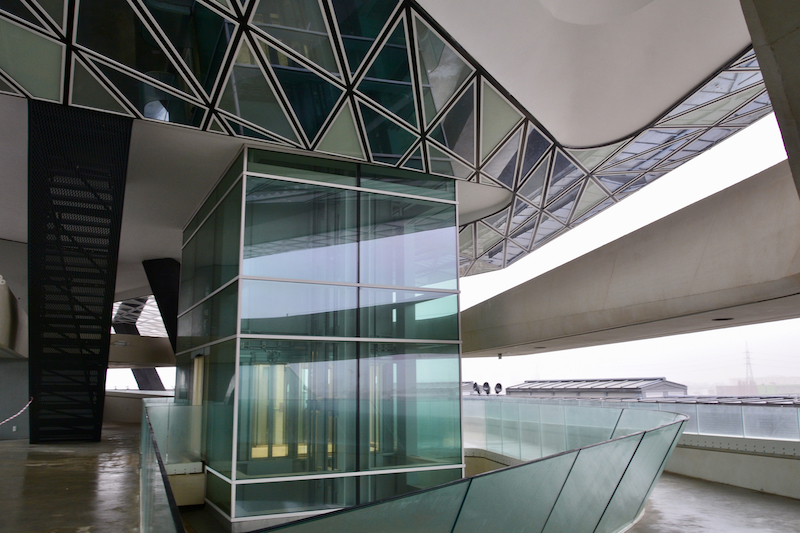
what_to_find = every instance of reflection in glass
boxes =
[71,58,128,115]
[360,288,458,340]
[237,339,357,479]
[430,83,475,164]
[360,164,455,201]
[360,343,461,470]
[244,177,357,282]
[359,102,417,165]
[360,468,462,504]
[0,17,63,101]
[247,148,358,186]
[241,280,357,337]
[201,340,236,477]
[317,100,365,160]
[237,477,356,516]
[176,281,238,353]
[481,80,522,161]
[361,193,457,290]
[330,0,399,74]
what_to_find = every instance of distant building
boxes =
[506,378,688,399]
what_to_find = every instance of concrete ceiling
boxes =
[417,0,752,147]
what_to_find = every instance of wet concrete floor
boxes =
[631,472,800,533]
[0,423,141,533]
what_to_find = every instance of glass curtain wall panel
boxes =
[177,147,460,523]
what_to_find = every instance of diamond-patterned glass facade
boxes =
[0,0,773,276]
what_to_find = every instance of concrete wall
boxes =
[0,359,29,440]
[103,390,174,424]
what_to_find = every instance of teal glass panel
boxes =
[174,353,193,404]
[32,0,63,28]
[176,281,238,352]
[226,117,282,142]
[94,61,205,127]
[743,405,800,440]
[595,424,682,533]
[696,404,744,437]
[539,403,566,457]
[541,434,642,533]
[360,165,455,201]
[331,0,399,75]
[415,16,472,126]
[483,127,521,189]
[0,17,63,101]
[401,146,424,171]
[453,451,578,533]
[481,80,522,162]
[0,0,46,29]
[501,401,522,458]
[360,193,457,290]
[206,473,232,516]
[261,41,343,141]
[483,399,503,454]
[360,343,461,470]
[71,58,129,115]
[317,100,365,160]
[251,0,339,74]
[520,124,552,178]
[359,468,462,504]
[572,180,607,221]
[142,0,232,94]
[219,41,298,142]
[358,20,416,127]
[430,82,474,164]
[545,151,585,204]
[247,148,358,186]
[0,76,17,94]
[244,177,357,282]
[236,477,357,516]
[76,0,194,97]
[359,289,458,340]
[567,139,625,173]
[427,143,472,179]
[564,405,619,449]
[241,280,357,337]
[547,182,580,223]
[237,339,357,479]
[183,150,243,246]
[519,401,543,460]
[359,102,417,165]
[264,479,468,533]
[519,153,550,207]
[201,340,236,477]
[612,408,680,439]
[461,397,485,449]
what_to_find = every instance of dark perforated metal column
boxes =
[28,101,132,443]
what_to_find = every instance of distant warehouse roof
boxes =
[505,378,687,398]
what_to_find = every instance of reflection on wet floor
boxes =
[631,472,800,533]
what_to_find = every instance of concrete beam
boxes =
[108,334,175,368]
[740,0,800,197]
[462,160,800,357]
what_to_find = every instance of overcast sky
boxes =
[460,114,798,394]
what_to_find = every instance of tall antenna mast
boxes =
[745,342,757,395]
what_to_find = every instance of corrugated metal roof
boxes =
[506,378,686,392]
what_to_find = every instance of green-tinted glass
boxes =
[401,146,424,171]
[0,76,18,94]
[260,40,343,142]
[359,468,462,504]
[331,0,400,74]
[251,0,339,74]
[458,227,473,260]
[545,151,584,204]
[547,183,580,223]
[564,405,620,449]
[226,117,281,142]
[201,340,236,477]
[538,403,566,456]
[359,343,461,470]
[183,150,244,246]
[475,223,502,257]
[317,100,365,160]
[661,84,763,126]
[236,339,357,479]
[0,17,63,101]
[208,115,226,133]
[219,40,298,142]
[359,102,417,165]
[94,61,205,127]
[572,179,606,220]
[430,82,474,164]
[247,148,358,186]
[519,124,552,178]
[481,80,522,162]
[244,177,358,282]
[519,401,543,460]
[519,153,550,207]
[483,127,521,189]
[360,288,458,340]
[176,281,238,353]
[236,477,357,516]
[567,139,625,172]
[0,0,46,29]
[360,164,455,201]
[415,16,473,126]
[31,0,63,28]
[358,19,416,127]
[360,192,457,289]
[206,473,232,516]
[71,58,129,115]
[241,279,357,337]
[427,143,472,179]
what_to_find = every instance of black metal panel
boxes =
[131,368,166,391]
[28,101,132,443]
[142,258,180,353]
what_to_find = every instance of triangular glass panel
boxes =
[415,15,473,126]
[260,39,343,142]
[430,81,475,165]
[0,0,48,30]
[142,0,234,95]
[32,0,65,30]
[475,222,503,256]
[655,127,740,170]
[481,79,522,162]
[518,153,550,207]
[519,123,552,178]
[509,213,539,250]
[359,101,416,165]
[93,59,206,127]
[219,39,298,142]
[401,146,424,170]
[732,49,757,69]
[427,143,472,178]
[572,179,607,222]
[357,17,417,128]
[567,138,626,173]
[479,173,501,187]
[484,206,510,235]
[251,0,339,75]
[459,256,474,277]
[480,241,505,268]
[208,114,227,133]
[545,151,584,204]
[598,127,698,172]
[0,17,63,101]
[483,127,522,190]
[722,90,771,125]
[722,106,773,128]
[662,70,764,120]
[595,173,640,193]
[224,116,282,142]
[505,240,527,266]
[331,0,399,75]
[0,76,20,94]
[509,197,537,233]
[532,214,563,247]
[459,226,474,260]
[547,182,581,223]
[660,84,764,126]
[76,0,198,100]
[202,0,233,12]
[317,99,365,160]
[468,258,501,275]
[615,172,662,200]
[71,57,130,115]
[574,197,614,225]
